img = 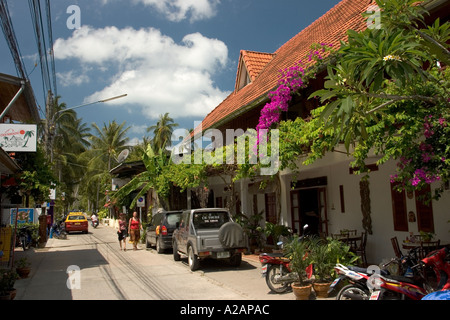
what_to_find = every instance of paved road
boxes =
[12,223,296,301]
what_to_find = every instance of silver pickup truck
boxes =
[172,208,247,271]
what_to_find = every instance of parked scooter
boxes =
[15,225,32,250]
[50,219,68,239]
[259,225,312,293]
[331,246,450,300]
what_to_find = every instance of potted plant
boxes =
[419,231,435,242]
[15,257,31,278]
[0,268,18,300]
[264,222,291,247]
[283,235,313,300]
[309,237,358,298]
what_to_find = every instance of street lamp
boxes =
[62,94,128,113]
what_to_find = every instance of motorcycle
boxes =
[331,246,450,300]
[92,219,99,228]
[15,225,32,250]
[50,220,68,239]
[259,225,313,294]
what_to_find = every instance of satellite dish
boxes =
[117,149,130,163]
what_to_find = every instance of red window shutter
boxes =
[390,182,408,232]
[415,186,434,233]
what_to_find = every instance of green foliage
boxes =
[274,0,450,200]
[0,269,18,295]
[283,235,312,286]
[308,237,359,283]
[264,222,291,245]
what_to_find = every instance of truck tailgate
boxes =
[197,229,221,249]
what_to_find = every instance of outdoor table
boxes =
[335,235,362,251]
[402,240,445,250]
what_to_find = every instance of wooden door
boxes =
[290,191,301,234]
[318,187,329,237]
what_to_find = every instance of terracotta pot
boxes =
[16,267,31,279]
[8,288,17,300]
[292,282,312,300]
[313,282,332,298]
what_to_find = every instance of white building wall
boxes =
[280,152,450,265]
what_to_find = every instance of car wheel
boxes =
[188,245,199,271]
[156,237,164,254]
[173,241,181,261]
[146,237,151,249]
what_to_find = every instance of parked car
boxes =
[146,210,182,253]
[172,208,247,271]
[65,213,88,234]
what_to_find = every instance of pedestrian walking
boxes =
[118,213,128,251]
[128,211,142,250]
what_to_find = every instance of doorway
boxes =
[291,187,328,236]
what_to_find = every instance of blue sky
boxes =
[1,0,342,145]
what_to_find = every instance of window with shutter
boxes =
[390,181,408,232]
[415,186,434,233]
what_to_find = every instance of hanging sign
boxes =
[0,124,37,152]
[10,208,35,224]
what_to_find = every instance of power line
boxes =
[45,0,57,98]
[0,0,28,79]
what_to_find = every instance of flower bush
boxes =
[255,43,334,146]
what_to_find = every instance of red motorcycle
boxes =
[259,225,313,294]
[421,246,450,291]
[333,246,450,300]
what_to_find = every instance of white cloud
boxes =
[133,0,220,22]
[57,70,90,87]
[98,0,219,22]
[54,25,230,120]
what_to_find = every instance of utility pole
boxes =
[43,90,54,161]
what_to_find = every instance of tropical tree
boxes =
[310,0,450,198]
[88,121,130,171]
[147,113,179,152]
[250,0,450,203]
[81,121,130,214]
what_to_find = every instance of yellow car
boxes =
[65,212,88,234]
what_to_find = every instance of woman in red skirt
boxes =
[128,211,142,250]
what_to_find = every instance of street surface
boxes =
[13,223,297,301]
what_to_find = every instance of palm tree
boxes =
[81,121,130,214]
[147,113,178,152]
[89,120,130,171]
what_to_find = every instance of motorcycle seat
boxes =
[260,252,285,258]
[348,266,390,276]
[384,274,417,285]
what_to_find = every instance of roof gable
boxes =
[235,50,276,92]
[197,0,371,134]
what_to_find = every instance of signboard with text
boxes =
[0,124,37,152]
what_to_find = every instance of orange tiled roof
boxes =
[198,0,372,134]
[239,50,275,82]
